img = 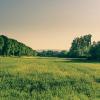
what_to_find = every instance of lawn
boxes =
[0,57,100,100]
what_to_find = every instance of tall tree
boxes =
[68,34,92,57]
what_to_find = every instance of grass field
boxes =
[0,57,100,100]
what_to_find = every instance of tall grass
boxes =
[0,57,100,100]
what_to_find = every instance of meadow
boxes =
[0,57,100,100]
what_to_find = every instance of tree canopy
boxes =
[89,41,100,60]
[68,34,92,58]
[0,35,36,56]
[0,34,100,60]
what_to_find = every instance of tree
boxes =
[0,35,36,56]
[68,34,92,57]
[0,36,4,55]
[58,50,68,57]
[89,41,100,60]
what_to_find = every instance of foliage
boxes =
[0,34,100,60]
[37,50,68,58]
[89,41,100,60]
[68,34,92,58]
[0,35,36,56]
[0,36,4,55]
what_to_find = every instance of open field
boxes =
[0,57,100,100]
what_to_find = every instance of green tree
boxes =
[68,34,92,57]
[0,35,36,56]
[0,36,4,55]
[89,41,100,60]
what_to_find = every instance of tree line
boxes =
[0,35,36,56]
[37,34,100,60]
[37,50,68,58]
[0,34,100,60]
[67,34,100,60]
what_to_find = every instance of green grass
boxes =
[0,57,100,100]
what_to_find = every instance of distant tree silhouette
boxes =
[37,50,68,57]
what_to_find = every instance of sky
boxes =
[0,0,100,50]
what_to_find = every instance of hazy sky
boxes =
[0,0,100,50]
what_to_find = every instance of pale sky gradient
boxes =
[0,0,100,50]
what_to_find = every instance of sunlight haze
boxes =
[0,0,100,50]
